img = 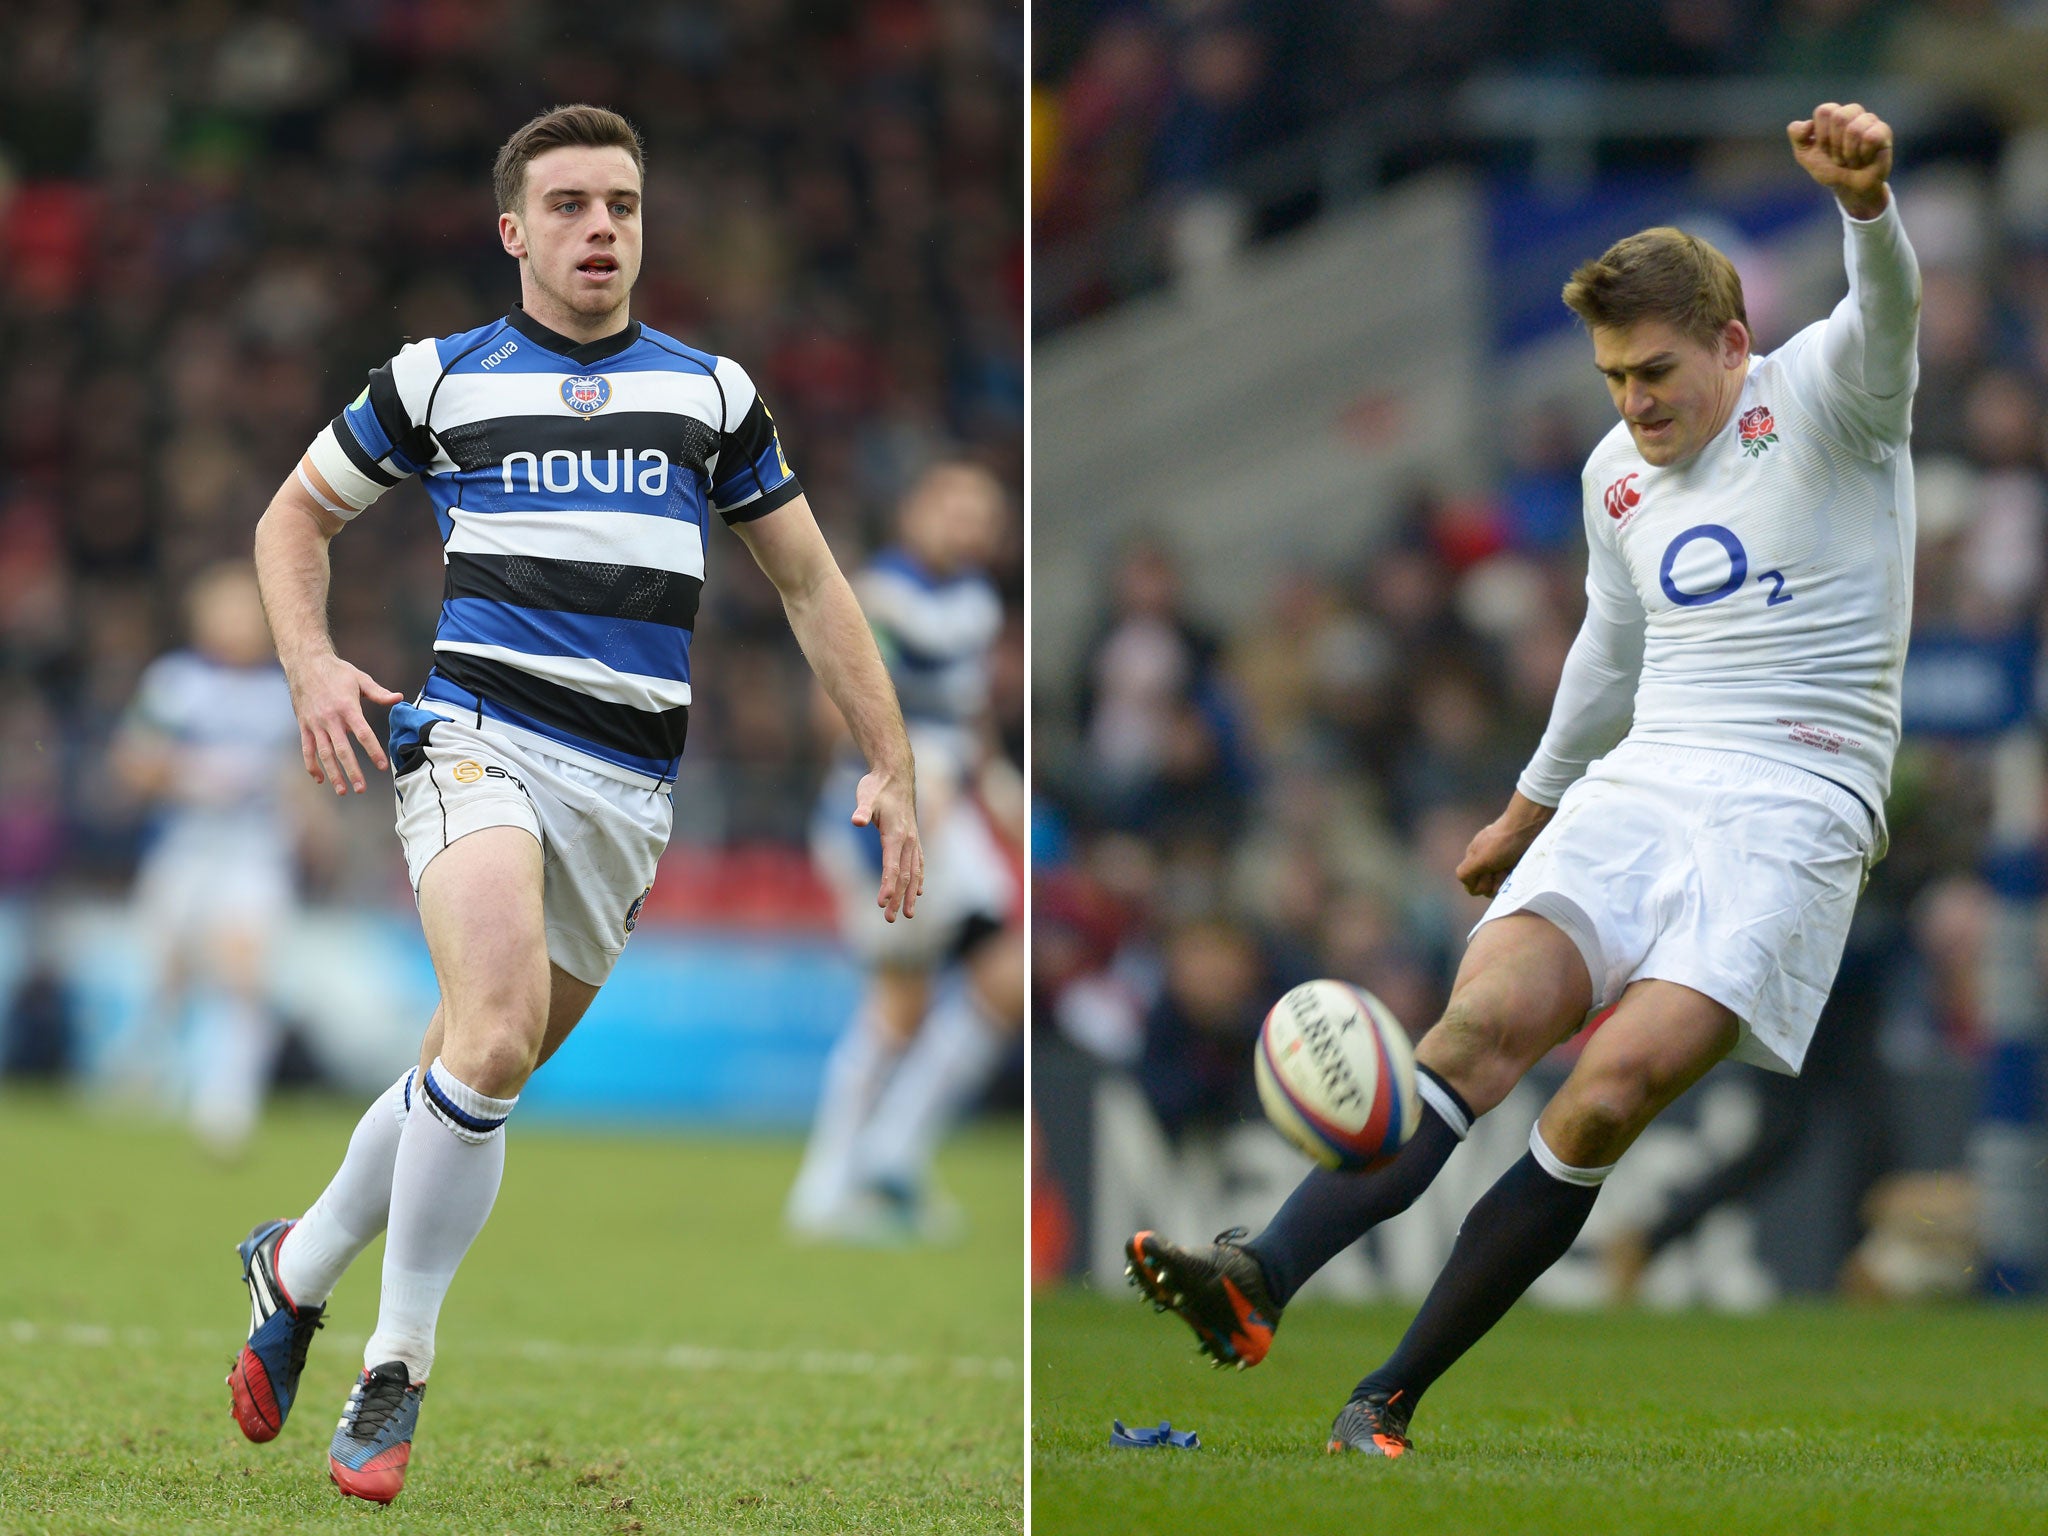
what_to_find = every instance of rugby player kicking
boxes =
[1129,102,1918,1457]
[229,105,922,1501]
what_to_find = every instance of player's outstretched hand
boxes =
[288,652,404,795]
[1455,792,1557,898]
[853,768,924,922]
[1788,103,1892,220]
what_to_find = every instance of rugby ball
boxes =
[1253,979,1421,1171]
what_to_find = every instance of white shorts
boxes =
[393,715,671,986]
[811,762,1014,967]
[1481,741,1876,1075]
[134,835,293,947]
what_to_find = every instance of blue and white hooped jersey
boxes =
[128,649,298,841]
[304,310,802,787]
[857,547,1003,782]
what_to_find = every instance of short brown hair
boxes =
[492,104,645,215]
[1561,227,1747,347]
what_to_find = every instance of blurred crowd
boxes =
[1033,146,2048,1151]
[0,0,1023,902]
[1034,0,2048,326]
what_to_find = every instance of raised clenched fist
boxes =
[1788,103,1892,220]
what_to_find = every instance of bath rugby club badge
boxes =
[562,375,612,414]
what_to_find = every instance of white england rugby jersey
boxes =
[1520,199,1921,836]
[303,309,802,787]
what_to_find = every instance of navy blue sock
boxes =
[1248,1065,1473,1307]
[1353,1145,1602,1409]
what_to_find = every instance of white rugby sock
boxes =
[364,1058,516,1380]
[786,1007,901,1226]
[855,984,1006,1193]
[276,1069,414,1309]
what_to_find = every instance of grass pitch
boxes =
[0,1091,1021,1534]
[1035,1284,2048,1535]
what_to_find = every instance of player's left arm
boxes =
[1788,102,1922,452]
[735,495,924,922]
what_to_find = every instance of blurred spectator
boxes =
[1134,915,1271,1137]
[1074,538,1250,839]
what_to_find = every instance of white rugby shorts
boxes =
[392,715,671,985]
[135,828,293,941]
[1482,741,1876,1074]
[811,759,1014,967]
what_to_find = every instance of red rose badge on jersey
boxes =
[1739,405,1777,457]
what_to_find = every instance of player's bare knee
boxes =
[1543,1090,1635,1166]
[449,1023,543,1099]
[966,928,1024,1028]
[1420,998,1536,1116]
[1549,1052,1665,1163]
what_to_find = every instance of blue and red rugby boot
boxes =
[329,1360,426,1503]
[1125,1225,1282,1369]
[228,1219,324,1442]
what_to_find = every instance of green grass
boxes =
[1034,1285,2048,1535]
[0,1091,1021,1534]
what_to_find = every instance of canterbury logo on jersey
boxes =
[1604,472,1641,520]
[501,449,673,495]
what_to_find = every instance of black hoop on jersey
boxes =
[396,320,517,472]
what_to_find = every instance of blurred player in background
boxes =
[114,562,304,1156]
[1129,102,1919,1457]
[227,104,922,1503]
[791,461,1022,1243]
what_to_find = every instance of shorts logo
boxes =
[1739,405,1778,457]
[561,375,612,414]
[1603,472,1641,521]
[452,760,485,784]
[624,885,652,935]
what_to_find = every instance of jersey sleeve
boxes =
[1516,479,1647,806]
[304,337,442,517]
[126,653,191,738]
[707,358,803,524]
[857,565,1005,661]
[1778,197,1921,461]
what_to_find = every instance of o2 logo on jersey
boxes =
[561,375,612,414]
[1659,524,1793,609]
[1603,472,1641,522]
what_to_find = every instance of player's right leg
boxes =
[1129,913,1591,1367]
[328,824,549,1502]
[1331,977,1737,1454]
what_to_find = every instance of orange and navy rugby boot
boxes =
[228,1219,324,1442]
[1125,1226,1281,1369]
[1326,1389,1413,1458]
[329,1361,425,1503]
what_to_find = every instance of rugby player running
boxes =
[227,105,923,1501]
[1129,103,1918,1457]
